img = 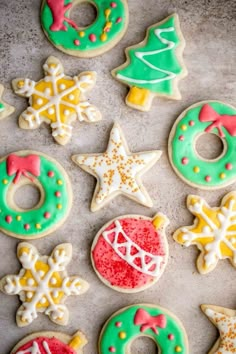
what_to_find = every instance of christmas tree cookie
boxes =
[0,84,15,120]
[112,14,187,111]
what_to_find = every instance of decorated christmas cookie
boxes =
[10,330,87,354]
[0,243,89,327]
[173,192,236,274]
[12,56,102,145]
[99,304,189,353]
[112,14,187,111]
[41,0,129,58]
[168,101,236,189]
[91,213,169,293]
[201,305,236,354]
[0,84,15,120]
[0,150,72,240]
[72,123,162,211]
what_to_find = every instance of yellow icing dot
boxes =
[57,204,62,209]
[106,21,112,28]
[79,31,85,37]
[181,125,187,131]
[105,8,111,17]
[57,179,63,185]
[2,179,8,184]
[100,33,107,42]
[35,223,41,229]
[17,80,25,88]
[16,215,22,221]
[193,166,200,173]
[175,346,182,352]
[119,332,126,339]
[220,173,226,179]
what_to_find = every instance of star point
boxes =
[0,84,15,120]
[72,123,162,211]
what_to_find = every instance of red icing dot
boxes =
[205,175,211,182]
[179,135,184,141]
[110,2,117,7]
[181,157,188,165]
[168,334,174,340]
[74,39,80,46]
[225,163,233,170]
[44,212,51,219]
[48,171,54,178]
[116,17,122,23]
[189,120,195,126]
[24,224,30,230]
[5,215,12,224]
[109,347,116,353]
[55,191,61,197]
[115,321,122,327]
[89,34,96,42]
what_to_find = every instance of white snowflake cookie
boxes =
[0,242,89,327]
[173,192,236,274]
[12,56,102,145]
[72,123,162,211]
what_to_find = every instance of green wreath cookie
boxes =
[0,151,72,239]
[41,0,129,57]
[99,304,189,353]
[169,101,236,189]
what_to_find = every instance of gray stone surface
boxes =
[0,0,236,352]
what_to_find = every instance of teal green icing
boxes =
[0,155,70,238]
[0,102,5,112]
[41,0,127,52]
[99,305,188,354]
[170,102,236,188]
[115,15,183,95]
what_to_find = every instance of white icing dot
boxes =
[69,94,75,101]
[38,270,45,277]
[203,226,211,234]
[40,297,46,304]
[231,238,236,244]
[44,88,51,95]
[59,84,66,90]
[48,107,55,115]
[37,98,43,105]
[64,109,70,116]
[53,290,59,298]
[50,277,57,285]
[27,278,34,286]
[26,292,33,299]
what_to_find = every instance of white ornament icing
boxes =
[116,27,176,85]
[102,220,163,276]
[1,243,88,326]
[73,124,162,210]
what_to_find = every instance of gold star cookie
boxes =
[12,56,102,145]
[0,242,89,327]
[201,305,236,354]
[72,123,162,211]
[173,192,236,274]
[0,84,15,120]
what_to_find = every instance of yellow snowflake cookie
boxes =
[12,56,102,145]
[173,192,236,274]
[0,242,89,327]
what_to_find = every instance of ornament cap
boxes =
[152,213,169,231]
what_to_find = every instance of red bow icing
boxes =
[134,308,167,334]
[199,104,236,138]
[7,154,41,184]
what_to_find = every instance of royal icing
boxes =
[99,304,189,353]
[12,331,87,354]
[92,214,169,292]
[72,123,162,211]
[202,305,236,354]
[112,14,187,111]
[0,84,15,120]
[174,192,236,274]
[12,56,101,145]
[0,243,89,327]
[41,0,128,57]
[0,151,71,239]
[169,101,236,189]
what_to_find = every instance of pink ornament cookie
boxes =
[91,213,169,293]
